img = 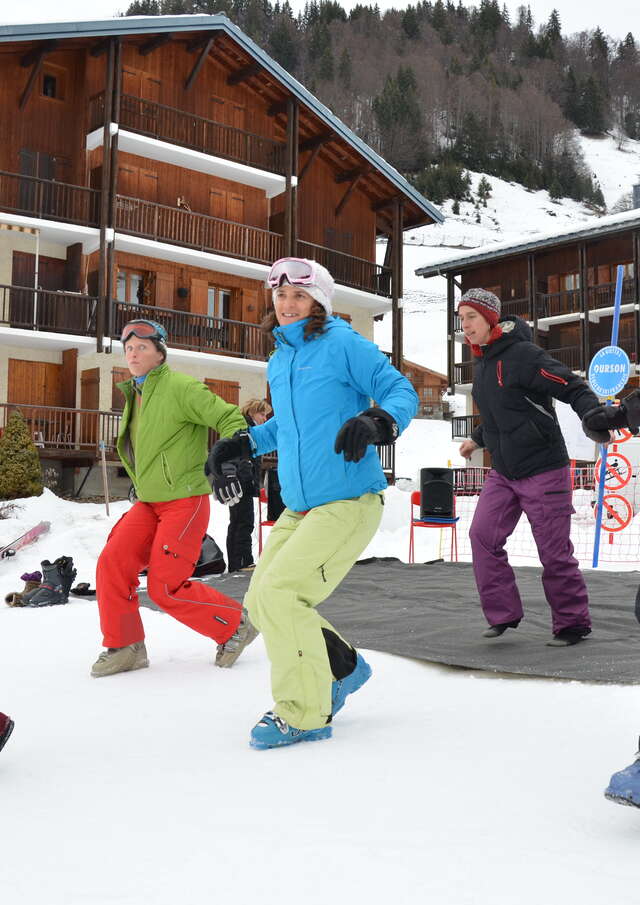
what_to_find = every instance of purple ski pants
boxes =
[469,466,591,634]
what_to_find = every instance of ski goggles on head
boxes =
[120,320,167,345]
[267,257,333,298]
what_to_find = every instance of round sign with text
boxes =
[588,346,631,398]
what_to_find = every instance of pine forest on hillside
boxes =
[125,1,640,208]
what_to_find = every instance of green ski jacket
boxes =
[116,364,246,502]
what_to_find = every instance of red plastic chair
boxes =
[258,486,276,554]
[408,490,459,563]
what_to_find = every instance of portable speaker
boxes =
[420,467,454,519]
[266,469,286,522]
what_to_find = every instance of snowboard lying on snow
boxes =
[0,521,50,560]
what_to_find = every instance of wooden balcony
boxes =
[501,297,531,320]
[112,300,269,360]
[591,337,637,363]
[0,403,121,460]
[536,288,580,318]
[0,170,100,227]
[0,284,97,335]
[453,360,474,384]
[90,93,287,176]
[588,278,635,311]
[544,345,582,370]
[115,194,284,264]
[297,240,392,297]
[451,414,481,439]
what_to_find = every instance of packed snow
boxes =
[2,420,640,905]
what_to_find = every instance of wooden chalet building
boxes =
[416,210,640,453]
[399,360,450,419]
[0,14,442,493]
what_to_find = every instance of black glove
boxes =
[334,407,399,463]
[206,430,253,477]
[207,430,253,506]
[211,461,243,506]
[582,404,632,443]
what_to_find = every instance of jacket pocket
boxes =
[160,452,175,489]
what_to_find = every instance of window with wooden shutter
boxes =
[204,378,239,405]
[111,368,130,412]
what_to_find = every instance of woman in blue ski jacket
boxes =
[208,257,418,750]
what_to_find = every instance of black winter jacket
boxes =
[469,317,599,480]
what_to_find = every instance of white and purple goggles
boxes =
[267,257,334,311]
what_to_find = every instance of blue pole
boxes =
[592,264,625,567]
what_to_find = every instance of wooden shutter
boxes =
[155,271,175,308]
[204,378,239,405]
[227,194,244,223]
[110,368,130,412]
[8,359,62,406]
[209,188,226,219]
[191,278,208,316]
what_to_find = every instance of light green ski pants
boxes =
[244,491,384,730]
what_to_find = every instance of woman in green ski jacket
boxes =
[91,319,249,679]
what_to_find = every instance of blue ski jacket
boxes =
[249,316,418,511]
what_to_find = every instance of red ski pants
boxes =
[96,495,242,648]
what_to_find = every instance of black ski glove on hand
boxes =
[207,430,253,505]
[581,390,640,443]
[334,407,399,463]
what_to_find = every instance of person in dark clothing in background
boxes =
[226,398,272,572]
[0,712,14,753]
[457,288,603,646]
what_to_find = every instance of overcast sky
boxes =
[1,0,636,42]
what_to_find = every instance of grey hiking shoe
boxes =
[91,642,149,677]
[215,609,258,668]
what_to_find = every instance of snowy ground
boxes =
[2,462,640,904]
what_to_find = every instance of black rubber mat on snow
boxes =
[139,559,640,684]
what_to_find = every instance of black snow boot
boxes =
[26,557,76,607]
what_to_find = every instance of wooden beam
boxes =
[372,194,402,212]
[20,41,57,67]
[336,167,367,184]
[300,131,334,152]
[268,98,289,117]
[227,62,261,86]
[19,49,46,111]
[184,37,215,91]
[139,34,173,56]
[90,38,111,57]
[335,173,365,217]
[298,144,322,182]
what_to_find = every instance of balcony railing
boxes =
[588,278,635,311]
[297,239,392,297]
[0,403,121,458]
[0,285,97,335]
[115,195,284,264]
[544,345,582,370]
[451,414,481,439]
[501,297,531,319]
[112,300,269,360]
[453,360,474,384]
[536,288,581,319]
[89,93,287,176]
[0,170,100,227]
[591,337,637,363]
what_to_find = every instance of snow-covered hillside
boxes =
[375,132,640,376]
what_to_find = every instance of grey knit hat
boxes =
[457,288,501,328]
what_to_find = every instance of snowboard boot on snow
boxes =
[0,712,14,753]
[26,557,76,607]
[215,608,259,668]
[332,652,372,717]
[604,738,640,808]
[91,642,149,677]
[546,626,591,647]
[250,711,332,750]
[482,619,521,638]
[4,571,42,607]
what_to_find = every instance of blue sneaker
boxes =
[605,748,640,808]
[250,711,332,750]
[332,653,372,717]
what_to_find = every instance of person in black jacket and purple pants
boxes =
[0,712,14,752]
[458,288,601,646]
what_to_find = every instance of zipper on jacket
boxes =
[540,368,568,386]
[497,360,503,387]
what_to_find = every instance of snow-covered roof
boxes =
[416,208,640,277]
